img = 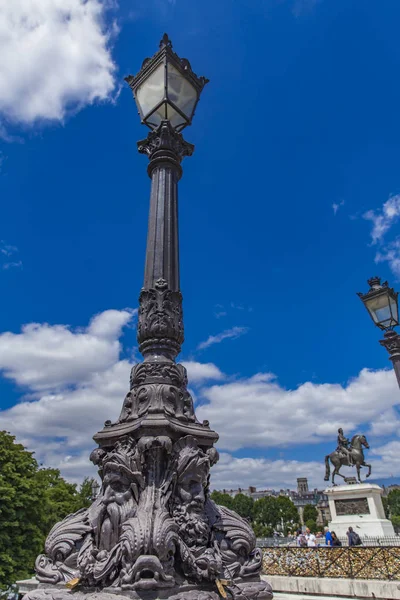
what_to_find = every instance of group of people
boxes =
[293,525,361,547]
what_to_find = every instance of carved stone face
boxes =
[102,468,132,504]
[177,475,206,514]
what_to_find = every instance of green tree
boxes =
[303,504,318,523]
[305,519,317,533]
[391,515,400,531]
[0,431,46,586]
[276,496,300,533]
[232,493,254,521]
[252,522,273,538]
[210,491,234,510]
[382,496,390,519]
[253,496,280,529]
[387,489,400,516]
[35,468,79,535]
[0,431,98,587]
[74,477,97,511]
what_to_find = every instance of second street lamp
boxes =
[357,276,400,388]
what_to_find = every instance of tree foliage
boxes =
[303,504,318,523]
[232,494,254,521]
[252,496,279,528]
[210,491,234,510]
[387,489,400,517]
[276,496,299,528]
[382,496,390,519]
[252,495,299,533]
[0,431,97,587]
[391,514,400,531]
[0,431,45,587]
[252,522,273,538]
[210,492,299,534]
[305,519,317,533]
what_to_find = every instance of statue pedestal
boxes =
[325,483,395,538]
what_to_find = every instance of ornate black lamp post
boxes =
[357,276,400,387]
[30,36,272,600]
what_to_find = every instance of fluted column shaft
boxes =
[144,162,180,291]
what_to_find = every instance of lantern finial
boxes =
[367,276,386,289]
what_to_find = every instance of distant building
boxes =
[297,478,309,495]
[216,477,331,526]
[220,487,278,499]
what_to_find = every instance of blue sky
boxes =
[1,0,400,490]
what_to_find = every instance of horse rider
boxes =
[336,428,353,466]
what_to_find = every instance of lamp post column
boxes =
[136,121,193,362]
[380,330,400,388]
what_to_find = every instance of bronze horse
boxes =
[324,434,371,485]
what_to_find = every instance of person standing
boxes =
[347,526,362,546]
[296,529,307,547]
[305,527,316,547]
[324,526,333,547]
[331,531,342,547]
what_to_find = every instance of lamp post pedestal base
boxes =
[22,580,273,600]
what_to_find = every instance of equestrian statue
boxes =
[324,428,371,485]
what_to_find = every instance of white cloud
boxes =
[3,260,22,270]
[1,309,400,485]
[0,240,22,270]
[210,452,322,491]
[196,369,400,451]
[0,0,116,130]
[0,241,18,257]
[370,441,400,480]
[197,326,249,351]
[0,311,136,482]
[369,409,400,437]
[375,237,400,279]
[1,360,131,451]
[0,309,135,391]
[363,194,400,244]
[181,361,224,383]
[332,199,345,215]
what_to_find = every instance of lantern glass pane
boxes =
[166,103,186,128]
[136,64,165,119]
[167,63,197,120]
[390,295,399,324]
[365,292,393,327]
[147,103,168,128]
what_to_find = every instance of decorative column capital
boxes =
[380,329,400,359]
[380,329,400,388]
[138,121,194,178]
